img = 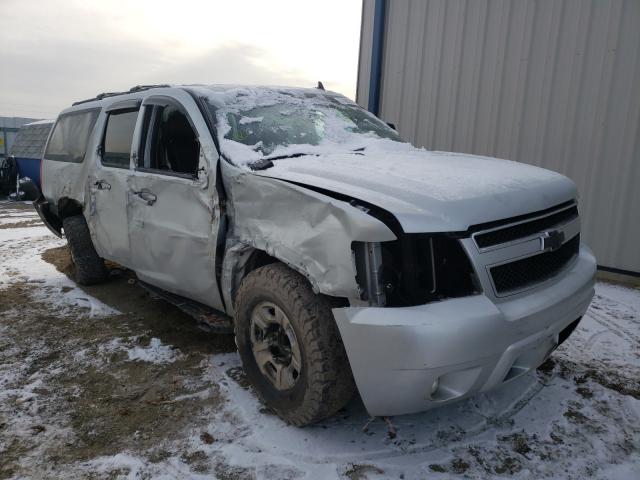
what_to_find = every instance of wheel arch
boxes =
[33,195,84,238]
[222,241,350,318]
[57,197,84,220]
[221,243,281,316]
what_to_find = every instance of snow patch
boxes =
[126,337,181,364]
[76,337,182,366]
[81,453,212,480]
[0,214,117,317]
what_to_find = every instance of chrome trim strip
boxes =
[472,203,578,253]
[475,217,580,267]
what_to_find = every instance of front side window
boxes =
[44,109,100,163]
[139,105,200,176]
[102,109,139,169]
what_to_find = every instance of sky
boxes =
[0,0,363,119]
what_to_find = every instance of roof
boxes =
[65,84,331,111]
[9,121,54,159]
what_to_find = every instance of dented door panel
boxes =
[126,90,224,311]
[128,169,223,309]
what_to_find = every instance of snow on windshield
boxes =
[204,87,402,167]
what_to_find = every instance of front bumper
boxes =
[333,244,596,417]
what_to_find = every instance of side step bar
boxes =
[137,281,234,334]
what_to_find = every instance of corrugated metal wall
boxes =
[357,0,640,273]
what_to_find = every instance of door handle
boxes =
[94,179,111,190]
[133,189,157,206]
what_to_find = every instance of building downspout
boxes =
[367,0,386,116]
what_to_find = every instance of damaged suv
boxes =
[33,85,596,426]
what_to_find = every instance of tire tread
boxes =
[62,215,107,285]
[235,263,355,426]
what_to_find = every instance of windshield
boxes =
[205,88,402,166]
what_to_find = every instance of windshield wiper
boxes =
[248,152,318,171]
[248,158,275,170]
[266,152,319,161]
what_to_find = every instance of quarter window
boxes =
[102,109,139,169]
[44,109,100,163]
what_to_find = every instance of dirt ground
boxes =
[0,200,639,479]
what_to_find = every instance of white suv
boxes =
[33,84,596,425]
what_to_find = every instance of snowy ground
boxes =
[0,200,639,479]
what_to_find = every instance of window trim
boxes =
[105,99,141,113]
[140,96,200,140]
[134,167,199,180]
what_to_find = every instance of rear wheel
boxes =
[62,215,108,285]
[234,263,355,426]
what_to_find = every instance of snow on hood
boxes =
[255,141,577,233]
[194,85,576,232]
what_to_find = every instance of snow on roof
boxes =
[192,84,344,108]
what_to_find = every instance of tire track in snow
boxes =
[586,308,640,346]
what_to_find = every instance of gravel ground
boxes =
[0,200,639,479]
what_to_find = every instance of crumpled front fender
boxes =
[221,163,396,305]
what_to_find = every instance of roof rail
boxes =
[72,84,171,106]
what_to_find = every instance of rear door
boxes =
[127,91,224,310]
[87,100,141,267]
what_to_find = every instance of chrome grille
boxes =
[490,234,580,295]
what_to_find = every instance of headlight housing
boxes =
[354,234,480,307]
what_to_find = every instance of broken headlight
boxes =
[354,234,480,307]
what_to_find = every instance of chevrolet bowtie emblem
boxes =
[541,230,565,252]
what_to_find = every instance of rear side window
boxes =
[102,109,139,169]
[44,109,100,163]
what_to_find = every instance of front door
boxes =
[88,102,140,267]
[127,92,224,310]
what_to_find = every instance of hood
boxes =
[255,146,577,233]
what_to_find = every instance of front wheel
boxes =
[234,263,355,426]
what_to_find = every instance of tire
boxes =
[62,215,108,285]
[234,263,356,426]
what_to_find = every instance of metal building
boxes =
[357,0,640,275]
